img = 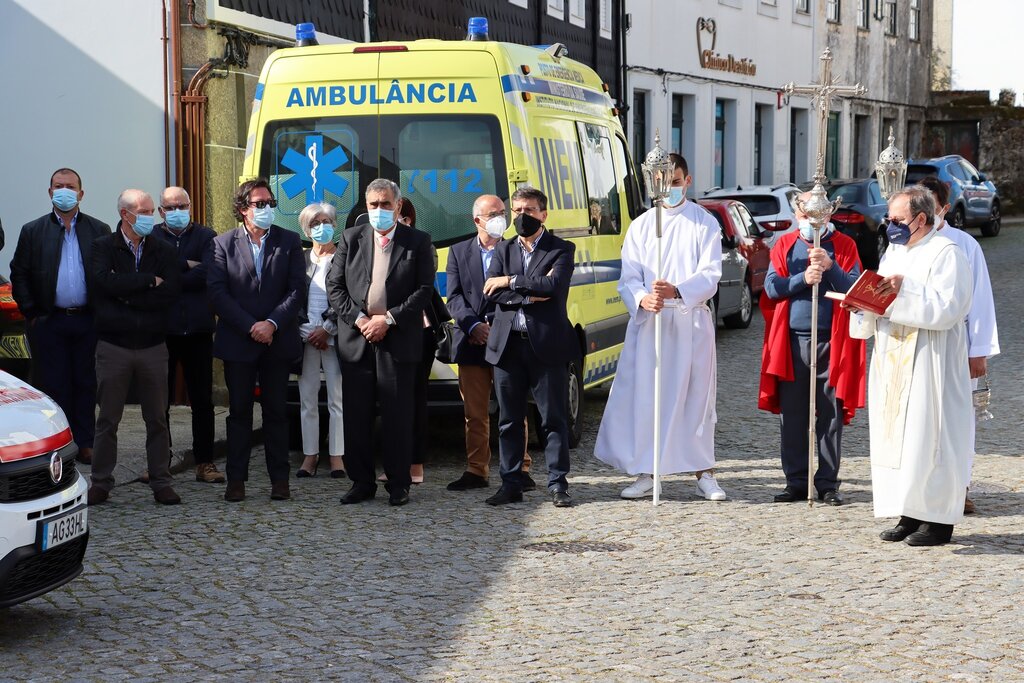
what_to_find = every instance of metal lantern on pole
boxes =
[876,127,908,200]
[640,131,673,506]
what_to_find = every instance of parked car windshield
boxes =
[905,163,940,185]
[718,195,779,217]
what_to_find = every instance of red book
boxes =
[823,270,896,315]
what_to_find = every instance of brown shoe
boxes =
[153,487,181,505]
[224,480,245,502]
[77,447,93,465]
[196,462,226,483]
[270,480,291,501]
[964,497,976,514]
[87,486,109,505]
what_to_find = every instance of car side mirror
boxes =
[978,173,987,182]
[721,233,737,250]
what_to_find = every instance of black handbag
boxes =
[434,320,456,363]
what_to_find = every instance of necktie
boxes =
[381,236,390,248]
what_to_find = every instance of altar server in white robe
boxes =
[918,175,1000,514]
[847,186,973,546]
[594,153,726,501]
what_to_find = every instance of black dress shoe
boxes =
[879,516,922,542]
[773,487,807,503]
[520,472,537,492]
[447,472,489,491]
[340,485,376,505]
[485,486,523,506]
[905,522,953,546]
[551,490,573,507]
[820,490,844,506]
[330,469,346,479]
[388,487,410,506]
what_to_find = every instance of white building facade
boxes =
[625,0,931,195]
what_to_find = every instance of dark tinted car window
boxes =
[960,160,981,182]
[827,184,862,204]
[716,195,778,216]
[906,164,940,184]
[868,181,884,205]
[946,161,967,181]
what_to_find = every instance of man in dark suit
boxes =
[326,178,434,506]
[154,186,223,484]
[444,194,533,492]
[483,187,577,507]
[208,178,304,502]
[87,189,182,506]
[11,168,111,465]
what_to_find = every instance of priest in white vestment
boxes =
[848,186,973,546]
[594,154,726,501]
[918,176,1000,514]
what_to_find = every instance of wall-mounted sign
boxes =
[696,18,757,77]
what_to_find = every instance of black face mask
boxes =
[514,212,542,238]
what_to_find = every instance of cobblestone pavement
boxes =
[3,223,1022,682]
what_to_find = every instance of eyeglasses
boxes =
[248,199,278,209]
[309,220,334,228]
[511,206,540,216]
[476,211,505,220]
[162,204,190,211]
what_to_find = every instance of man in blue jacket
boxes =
[208,179,304,503]
[155,186,223,484]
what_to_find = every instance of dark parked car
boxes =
[799,178,888,270]
[696,199,757,330]
[0,275,31,382]
[905,155,1001,237]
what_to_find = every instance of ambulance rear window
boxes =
[258,114,505,247]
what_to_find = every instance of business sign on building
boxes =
[695,17,757,77]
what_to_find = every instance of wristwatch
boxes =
[385,312,395,326]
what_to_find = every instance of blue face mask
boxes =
[798,220,832,242]
[886,219,915,245]
[252,205,275,230]
[52,188,79,212]
[130,212,155,237]
[666,186,685,207]
[310,223,334,244]
[368,208,395,232]
[164,209,190,231]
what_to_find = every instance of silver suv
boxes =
[702,183,801,248]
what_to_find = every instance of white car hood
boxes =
[0,371,73,464]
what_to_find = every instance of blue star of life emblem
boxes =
[280,135,350,203]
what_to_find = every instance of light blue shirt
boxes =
[468,237,496,336]
[122,230,144,271]
[246,230,265,280]
[54,212,88,308]
[511,232,540,332]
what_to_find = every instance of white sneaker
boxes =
[695,472,727,501]
[621,474,660,499]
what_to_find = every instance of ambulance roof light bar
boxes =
[467,17,489,41]
[295,22,318,47]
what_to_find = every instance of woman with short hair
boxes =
[296,202,345,479]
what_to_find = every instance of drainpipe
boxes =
[181,61,218,225]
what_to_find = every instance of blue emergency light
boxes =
[295,22,318,47]
[467,17,489,41]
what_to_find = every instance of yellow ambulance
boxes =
[243,20,645,446]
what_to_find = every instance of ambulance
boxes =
[243,19,646,446]
[0,371,89,607]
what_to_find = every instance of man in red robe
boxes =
[758,196,866,505]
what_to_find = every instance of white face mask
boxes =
[484,215,507,238]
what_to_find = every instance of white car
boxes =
[702,183,801,249]
[0,370,89,608]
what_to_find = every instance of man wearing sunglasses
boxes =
[208,178,305,503]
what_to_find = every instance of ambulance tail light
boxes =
[295,22,318,47]
[353,45,409,53]
[467,17,489,41]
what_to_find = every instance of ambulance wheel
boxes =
[566,358,584,449]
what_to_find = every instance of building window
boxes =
[509,0,528,8]
[857,0,869,29]
[909,0,920,40]
[825,112,840,180]
[796,0,810,12]
[715,100,727,188]
[568,0,586,27]
[671,95,685,155]
[826,0,840,23]
[547,0,565,21]
[884,0,897,35]
[599,0,612,39]
[761,0,777,5]
[632,91,648,181]
[754,105,774,185]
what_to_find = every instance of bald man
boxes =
[444,195,533,492]
[87,189,182,505]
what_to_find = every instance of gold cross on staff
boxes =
[783,48,866,185]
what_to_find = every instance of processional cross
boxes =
[781,49,866,507]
